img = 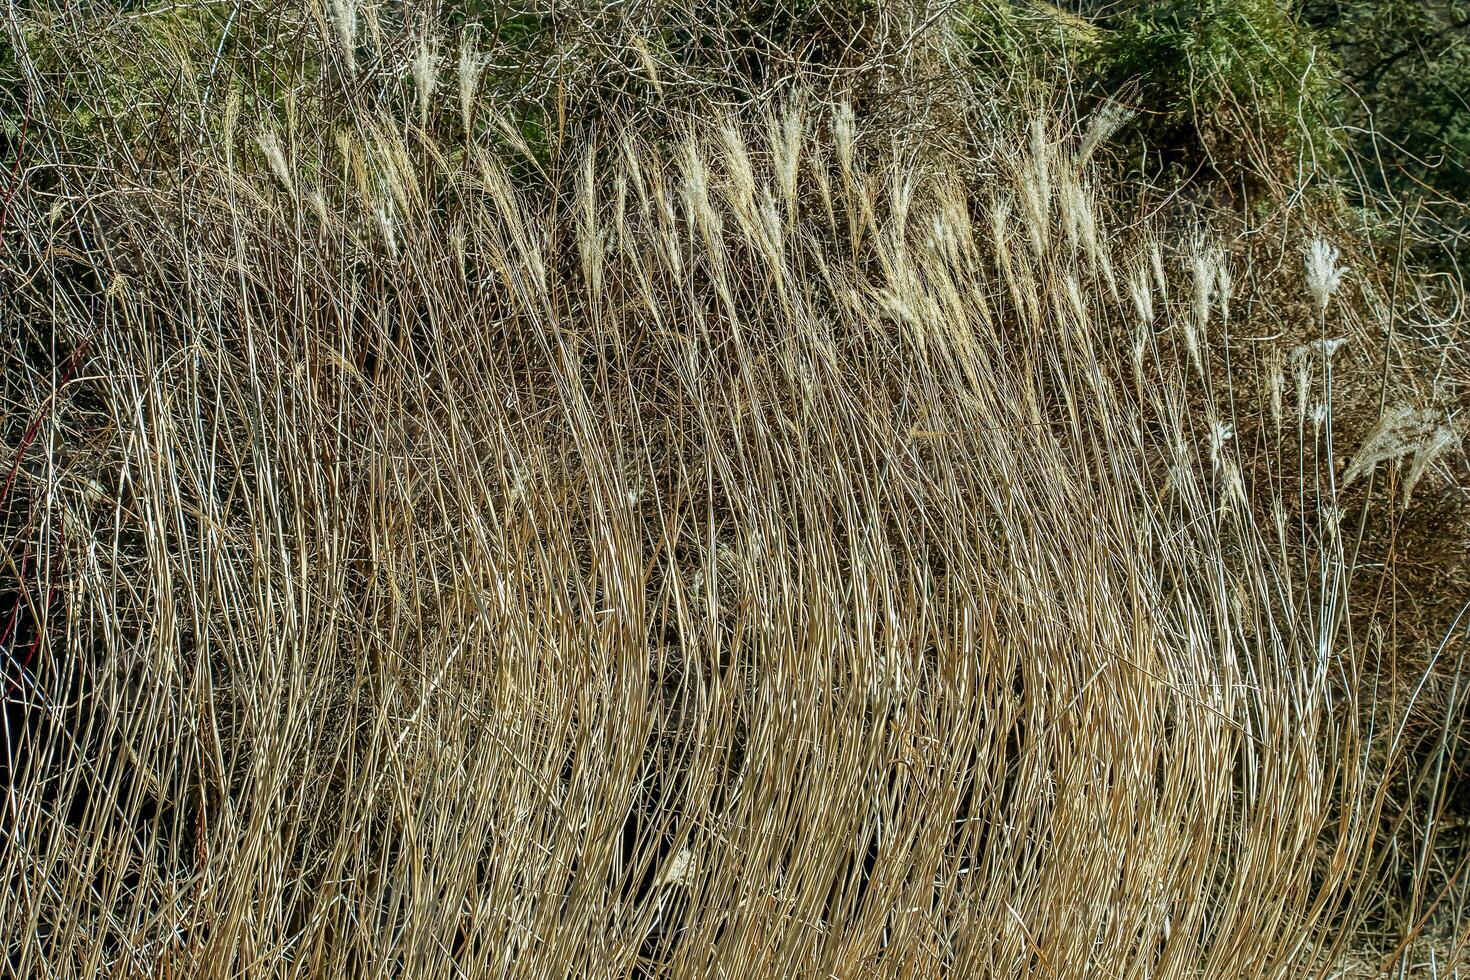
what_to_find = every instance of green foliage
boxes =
[1302,0,1470,203]
[1087,0,1335,180]
[956,1,1074,81]
[2,8,298,174]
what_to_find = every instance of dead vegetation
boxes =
[1,3,1466,977]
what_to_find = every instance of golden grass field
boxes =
[2,4,1466,977]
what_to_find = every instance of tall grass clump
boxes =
[2,2,1466,977]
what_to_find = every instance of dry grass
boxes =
[2,4,1467,978]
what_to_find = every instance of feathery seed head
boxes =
[1059,177,1083,253]
[771,107,803,213]
[1181,242,1213,375]
[1076,185,1103,271]
[1064,274,1087,328]
[629,32,663,94]
[256,127,295,198]
[1290,345,1312,423]
[833,102,855,180]
[373,181,398,256]
[719,123,757,216]
[1128,261,1154,328]
[1017,169,1048,256]
[1027,117,1051,213]
[1304,238,1347,311]
[1078,100,1135,162]
[990,193,1011,253]
[1265,349,1285,427]
[1342,405,1443,486]
[458,32,483,135]
[308,188,329,226]
[331,0,358,64]
[223,87,242,163]
[1208,416,1233,471]
[449,219,467,273]
[1149,242,1168,299]
[412,34,439,129]
[1189,238,1217,330]
[1403,421,1464,506]
[612,172,628,242]
[1223,460,1248,508]
[680,140,711,221]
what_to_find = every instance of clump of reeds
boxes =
[1,5,1466,979]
